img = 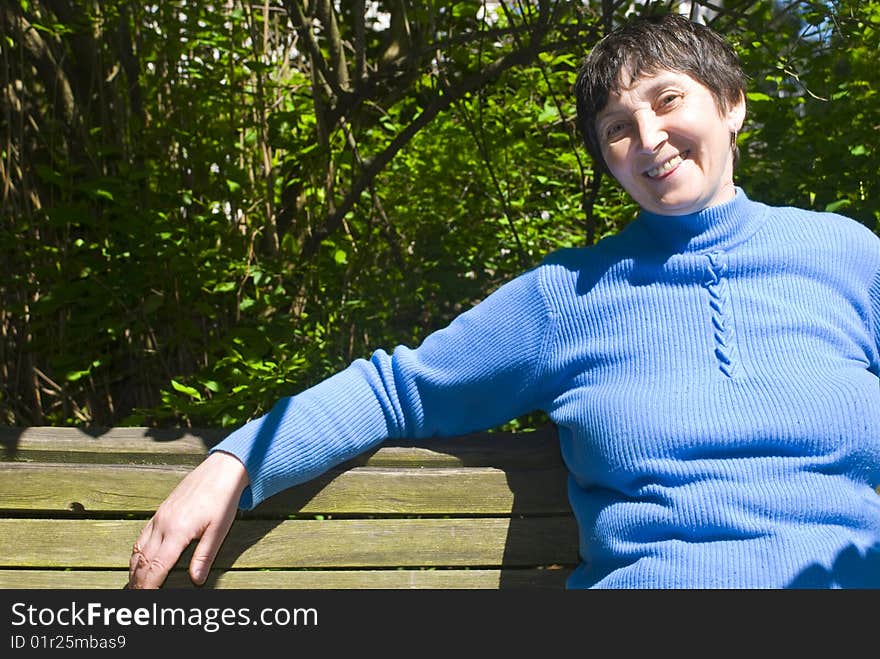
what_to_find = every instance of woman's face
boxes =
[596,70,745,216]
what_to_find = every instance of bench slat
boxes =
[0,426,562,468]
[0,518,579,569]
[0,463,570,515]
[0,568,572,589]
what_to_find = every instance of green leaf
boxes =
[537,100,560,123]
[65,369,91,382]
[244,60,271,73]
[824,199,851,213]
[171,380,202,401]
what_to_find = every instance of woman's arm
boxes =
[127,263,557,588]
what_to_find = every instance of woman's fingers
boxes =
[126,451,249,589]
[130,529,192,589]
[188,513,237,585]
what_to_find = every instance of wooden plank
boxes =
[0,426,226,451]
[0,463,571,515]
[0,427,220,465]
[0,568,572,589]
[0,518,579,569]
[0,426,563,469]
[0,462,190,513]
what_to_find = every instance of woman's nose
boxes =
[635,113,667,153]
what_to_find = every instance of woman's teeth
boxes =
[646,153,685,178]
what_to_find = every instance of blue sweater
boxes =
[212,189,880,588]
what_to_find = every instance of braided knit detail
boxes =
[704,250,736,377]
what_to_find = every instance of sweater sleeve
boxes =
[871,266,880,363]
[209,264,557,509]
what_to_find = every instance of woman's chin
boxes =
[635,180,736,216]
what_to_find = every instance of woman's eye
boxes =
[658,93,683,109]
[605,122,627,140]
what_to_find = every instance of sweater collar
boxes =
[635,188,767,253]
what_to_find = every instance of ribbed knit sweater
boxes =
[212,189,880,588]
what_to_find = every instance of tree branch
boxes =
[284,0,348,104]
[3,4,79,131]
[314,0,350,91]
[301,28,554,258]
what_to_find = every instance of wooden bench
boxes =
[0,426,577,589]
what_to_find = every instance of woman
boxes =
[128,13,880,589]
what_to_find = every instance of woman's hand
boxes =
[127,451,250,589]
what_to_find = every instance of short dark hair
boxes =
[574,13,747,174]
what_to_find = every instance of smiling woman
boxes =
[594,71,745,216]
[575,12,747,217]
[127,12,880,590]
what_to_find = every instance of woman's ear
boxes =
[727,90,746,132]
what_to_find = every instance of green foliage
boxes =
[2,1,878,430]
[735,0,880,231]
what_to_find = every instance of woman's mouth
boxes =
[645,151,689,179]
